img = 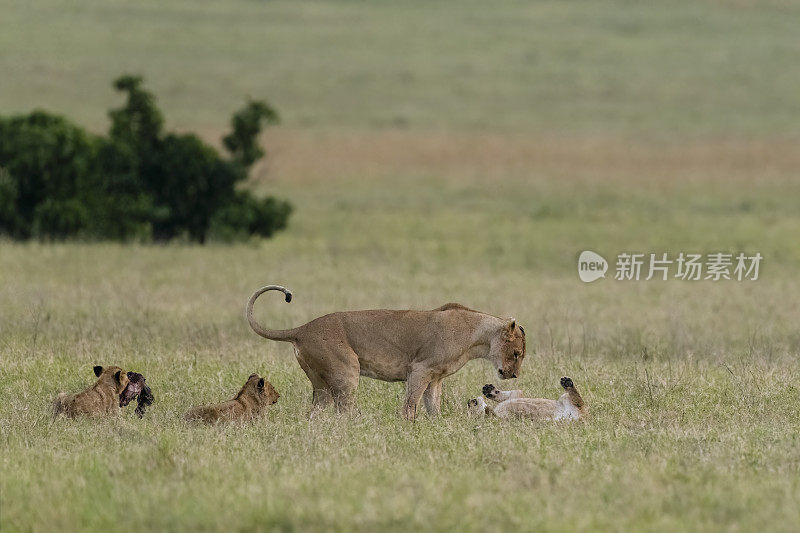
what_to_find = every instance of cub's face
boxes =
[93,365,129,395]
[247,373,280,405]
[467,396,487,415]
[495,321,526,380]
[259,378,280,405]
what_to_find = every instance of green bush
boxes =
[0,75,291,243]
[148,133,240,243]
[209,190,293,242]
[0,111,100,239]
[32,198,90,240]
[0,168,22,236]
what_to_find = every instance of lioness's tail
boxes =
[246,285,298,342]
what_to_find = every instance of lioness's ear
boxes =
[249,373,259,380]
[94,365,103,377]
[114,370,122,382]
[257,378,265,391]
[506,319,516,331]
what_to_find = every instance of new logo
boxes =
[578,250,608,282]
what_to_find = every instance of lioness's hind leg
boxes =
[296,352,333,409]
[326,352,360,413]
[305,345,360,414]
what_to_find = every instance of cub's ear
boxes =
[249,373,259,380]
[257,378,265,391]
[506,319,516,331]
[93,365,103,377]
[519,325,525,336]
[114,370,123,382]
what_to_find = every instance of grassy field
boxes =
[3,145,800,530]
[2,0,800,137]
[3,0,800,531]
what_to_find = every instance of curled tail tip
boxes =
[285,292,292,303]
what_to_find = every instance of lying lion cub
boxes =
[53,365,130,418]
[468,377,586,420]
[184,373,279,424]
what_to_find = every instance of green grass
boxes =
[3,0,800,530]
[2,0,800,137]
[2,160,800,530]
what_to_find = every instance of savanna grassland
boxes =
[2,0,800,531]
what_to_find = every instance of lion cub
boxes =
[53,365,130,418]
[185,373,279,424]
[468,377,586,421]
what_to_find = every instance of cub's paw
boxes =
[467,398,478,408]
[560,377,574,389]
[482,384,497,397]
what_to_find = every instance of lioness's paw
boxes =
[560,377,574,389]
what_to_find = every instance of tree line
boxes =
[0,75,292,243]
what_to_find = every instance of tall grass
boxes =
[3,0,800,529]
[2,146,799,529]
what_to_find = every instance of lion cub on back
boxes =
[469,377,586,421]
[53,365,130,418]
[185,373,279,424]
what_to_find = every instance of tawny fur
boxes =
[469,377,586,421]
[247,285,526,420]
[184,374,279,424]
[53,365,130,418]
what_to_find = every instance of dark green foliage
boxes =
[210,190,293,242]
[32,198,89,240]
[0,75,291,243]
[109,75,164,154]
[0,111,99,239]
[148,134,239,243]
[223,101,279,168]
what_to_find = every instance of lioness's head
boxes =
[490,320,526,380]
[240,373,280,405]
[93,365,129,395]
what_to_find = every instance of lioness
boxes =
[53,365,130,418]
[468,377,586,420]
[246,285,526,420]
[184,373,279,424]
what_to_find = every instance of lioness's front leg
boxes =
[423,379,443,416]
[403,370,431,421]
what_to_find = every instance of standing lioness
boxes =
[247,285,527,420]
